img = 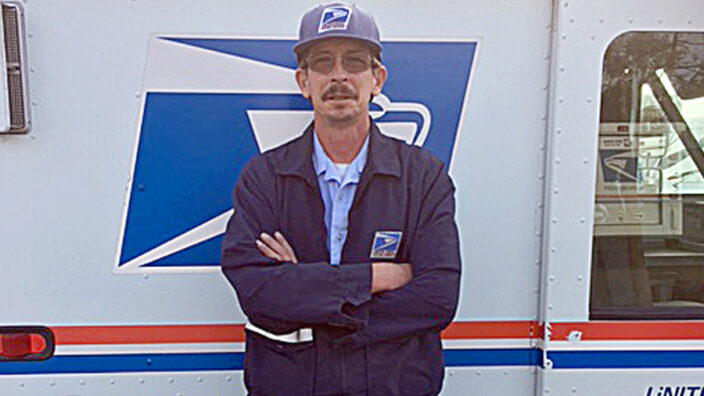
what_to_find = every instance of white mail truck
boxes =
[1,0,704,394]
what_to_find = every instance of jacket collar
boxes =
[274,120,401,180]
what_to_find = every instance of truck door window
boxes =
[591,32,704,319]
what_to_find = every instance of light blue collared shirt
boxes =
[312,132,369,265]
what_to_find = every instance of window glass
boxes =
[591,32,704,319]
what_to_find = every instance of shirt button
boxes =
[336,234,342,241]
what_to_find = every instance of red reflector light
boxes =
[1,334,31,357]
[617,125,629,132]
[31,333,47,352]
[0,327,54,361]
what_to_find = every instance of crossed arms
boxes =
[255,231,412,294]
[221,158,461,348]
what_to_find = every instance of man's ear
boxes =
[295,69,310,99]
[372,65,387,96]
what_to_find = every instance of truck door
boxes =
[539,1,704,394]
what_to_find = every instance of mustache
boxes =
[322,84,357,100]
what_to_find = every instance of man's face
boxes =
[295,38,387,126]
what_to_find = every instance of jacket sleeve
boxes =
[333,163,461,350]
[221,159,372,335]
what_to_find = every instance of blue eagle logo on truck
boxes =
[114,36,478,273]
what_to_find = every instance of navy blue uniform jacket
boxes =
[221,122,461,395]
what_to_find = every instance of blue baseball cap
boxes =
[294,2,381,58]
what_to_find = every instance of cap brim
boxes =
[293,34,381,56]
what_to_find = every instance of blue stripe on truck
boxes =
[0,349,538,375]
[0,353,244,374]
[6,349,704,374]
[548,350,704,369]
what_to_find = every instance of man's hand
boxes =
[371,263,412,294]
[256,232,299,263]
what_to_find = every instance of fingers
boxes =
[274,231,298,263]
[259,233,286,260]
[256,239,282,261]
[257,232,298,263]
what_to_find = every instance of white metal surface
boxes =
[538,0,704,394]
[0,0,549,394]
[540,0,704,323]
[441,367,536,396]
[543,369,704,395]
[1,0,703,394]
[0,0,549,326]
[539,0,704,323]
[0,371,245,396]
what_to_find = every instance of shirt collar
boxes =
[274,121,401,181]
[312,130,369,184]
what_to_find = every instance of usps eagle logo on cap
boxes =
[318,6,352,33]
[370,231,403,259]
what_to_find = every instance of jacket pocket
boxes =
[244,329,315,396]
[368,334,443,395]
[398,334,444,395]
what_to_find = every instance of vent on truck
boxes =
[0,2,28,134]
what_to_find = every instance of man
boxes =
[221,3,461,395]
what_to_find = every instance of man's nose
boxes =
[329,56,348,81]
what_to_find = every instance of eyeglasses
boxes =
[305,52,375,74]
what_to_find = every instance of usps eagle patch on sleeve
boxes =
[318,6,352,33]
[370,231,403,259]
